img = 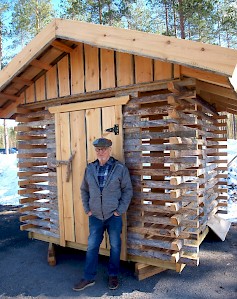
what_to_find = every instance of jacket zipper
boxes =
[100,192,104,220]
[100,164,115,220]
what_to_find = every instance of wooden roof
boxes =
[0,18,237,118]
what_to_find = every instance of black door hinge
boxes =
[105,124,119,135]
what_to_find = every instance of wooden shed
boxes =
[0,19,237,279]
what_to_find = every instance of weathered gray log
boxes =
[127,235,178,251]
[127,248,178,262]
[19,184,57,191]
[24,227,59,239]
[128,90,195,105]
[124,143,198,152]
[124,105,170,116]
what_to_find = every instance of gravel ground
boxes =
[0,205,237,299]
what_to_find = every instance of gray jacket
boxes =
[80,158,133,220]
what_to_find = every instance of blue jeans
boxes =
[84,214,122,280]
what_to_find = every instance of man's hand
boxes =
[113,211,120,216]
[87,211,92,216]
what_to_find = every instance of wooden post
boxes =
[48,242,56,266]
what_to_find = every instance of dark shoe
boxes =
[108,276,119,290]
[73,279,95,291]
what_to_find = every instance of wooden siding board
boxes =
[86,107,101,163]
[100,48,115,89]
[84,44,99,92]
[25,84,35,103]
[85,107,106,249]
[46,65,58,99]
[154,60,173,80]
[102,105,123,162]
[70,43,85,94]
[116,52,134,86]
[35,75,46,102]
[135,56,153,84]
[70,110,88,244]
[58,55,70,97]
[58,112,75,242]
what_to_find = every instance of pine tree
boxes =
[0,0,11,68]
[216,0,237,48]
[125,0,161,33]
[10,0,54,52]
[59,0,87,20]
[59,0,135,26]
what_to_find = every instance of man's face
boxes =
[95,146,111,164]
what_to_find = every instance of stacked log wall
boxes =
[124,88,227,267]
[17,108,58,239]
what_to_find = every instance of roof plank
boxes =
[55,19,237,77]
[197,80,237,100]
[181,66,229,88]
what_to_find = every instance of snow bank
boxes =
[0,153,21,205]
[225,139,237,222]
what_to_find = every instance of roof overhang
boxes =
[0,18,237,118]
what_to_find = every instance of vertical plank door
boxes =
[49,96,130,260]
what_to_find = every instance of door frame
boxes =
[49,95,130,260]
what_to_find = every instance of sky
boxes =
[0,119,17,127]
[52,0,60,10]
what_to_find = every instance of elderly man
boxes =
[73,137,133,291]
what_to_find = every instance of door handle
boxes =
[56,151,76,182]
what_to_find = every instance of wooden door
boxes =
[49,96,130,260]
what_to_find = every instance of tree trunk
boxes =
[98,0,102,24]
[3,119,9,155]
[172,0,177,37]
[0,20,2,69]
[178,0,185,39]
[165,4,169,35]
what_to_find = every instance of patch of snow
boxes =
[0,153,21,206]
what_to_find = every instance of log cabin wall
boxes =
[123,89,227,266]
[17,108,58,239]
[16,42,227,268]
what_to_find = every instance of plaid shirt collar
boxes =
[95,157,115,191]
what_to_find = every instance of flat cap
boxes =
[93,137,112,147]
